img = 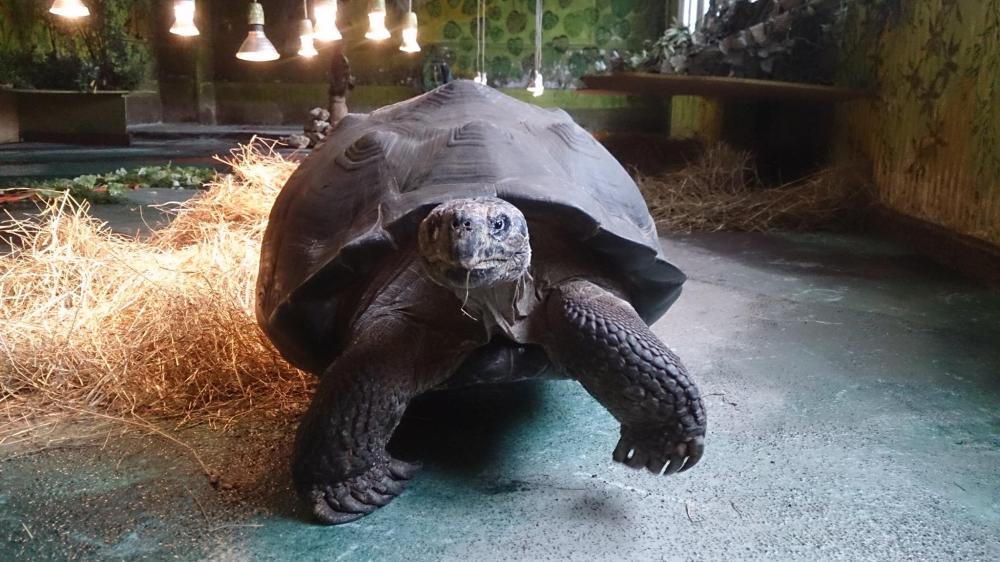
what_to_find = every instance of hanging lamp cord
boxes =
[535,0,542,72]
[481,0,486,77]
[475,0,483,77]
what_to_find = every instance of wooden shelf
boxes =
[579,73,870,103]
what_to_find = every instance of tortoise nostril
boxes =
[451,217,474,231]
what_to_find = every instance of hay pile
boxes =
[640,143,870,233]
[0,143,311,447]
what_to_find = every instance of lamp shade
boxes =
[49,0,89,18]
[399,11,420,53]
[365,0,390,41]
[314,0,342,42]
[169,0,199,37]
[236,2,279,62]
[298,19,318,57]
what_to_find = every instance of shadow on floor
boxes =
[389,381,547,477]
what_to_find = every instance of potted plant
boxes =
[0,0,157,145]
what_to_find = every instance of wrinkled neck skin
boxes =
[448,270,542,343]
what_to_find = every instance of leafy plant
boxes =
[5,165,218,205]
[626,21,693,72]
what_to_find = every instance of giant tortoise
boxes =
[257,80,707,524]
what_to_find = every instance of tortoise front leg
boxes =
[293,314,475,525]
[542,279,707,475]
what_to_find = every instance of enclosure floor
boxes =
[2,224,999,560]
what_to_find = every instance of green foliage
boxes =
[613,19,631,39]
[595,26,611,45]
[626,22,693,71]
[18,165,217,205]
[0,0,151,91]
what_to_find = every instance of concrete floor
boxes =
[1,201,999,559]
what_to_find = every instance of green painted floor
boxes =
[2,224,999,560]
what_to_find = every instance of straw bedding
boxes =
[640,143,870,233]
[0,143,311,447]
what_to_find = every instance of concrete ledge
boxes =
[6,89,130,146]
[0,90,18,144]
[125,91,163,125]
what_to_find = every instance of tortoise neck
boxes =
[451,271,540,343]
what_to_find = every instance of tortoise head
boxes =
[418,197,531,290]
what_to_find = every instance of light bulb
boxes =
[399,11,420,53]
[365,0,390,41]
[169,1,199,37]
[527,72,544,97]
[236,2,279,62]
[49,0,89,18]
[314,0,342,42]
[298,19,318,57]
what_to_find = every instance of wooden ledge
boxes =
[580,73,871,103]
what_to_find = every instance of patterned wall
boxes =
[415,0,665,86]
[834,0,1000,245]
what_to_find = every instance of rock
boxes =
[305,131,327,145]
[282,134,311,149]
[309,107,331,122]
[304,119,330,133]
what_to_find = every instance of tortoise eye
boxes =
[492,216,508,232]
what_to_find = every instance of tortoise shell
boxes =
[256,80,685,373]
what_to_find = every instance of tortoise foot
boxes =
[305,458,421,525]
[613,425,704,476]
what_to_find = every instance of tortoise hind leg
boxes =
[541,279,707,475]
[293,288,482,525]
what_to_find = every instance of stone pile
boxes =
[281,107,334,149]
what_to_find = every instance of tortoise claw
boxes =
[388,459,421,480]
[304,457,416,526]
[613,426,705,476]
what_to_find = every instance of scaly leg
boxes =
[293,268,482,524]
[542,279,706,475]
